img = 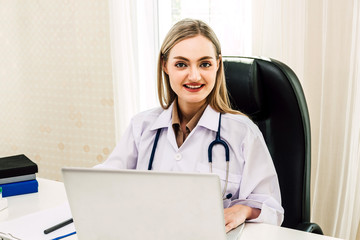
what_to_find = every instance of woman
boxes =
[96,18,284,232]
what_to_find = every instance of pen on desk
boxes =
[44,218,74,234]
[51,231,76,240]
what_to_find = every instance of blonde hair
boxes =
[157,18,242,115]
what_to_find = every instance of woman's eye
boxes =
[200,62,211,68]
[175,62,187,68]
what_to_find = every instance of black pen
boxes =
[44,218,74,234]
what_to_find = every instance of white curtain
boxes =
[108,0,158,141]
[252,1,360,239]
[109,0,360,239]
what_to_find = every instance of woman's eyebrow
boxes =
[172,56,215,61]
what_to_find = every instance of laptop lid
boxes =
[62,167,228,240]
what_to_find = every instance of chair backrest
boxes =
[223,56,311,229]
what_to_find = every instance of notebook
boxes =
[62,167,244,240]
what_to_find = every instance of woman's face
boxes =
[164,35,220,110]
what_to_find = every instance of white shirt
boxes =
[96,104,284,226]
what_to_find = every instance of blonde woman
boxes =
[96,19,284,232]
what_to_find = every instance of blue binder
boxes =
[0,179,38,197]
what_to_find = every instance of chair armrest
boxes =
[296,222,324,234]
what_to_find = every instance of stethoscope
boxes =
[147,113,232,200]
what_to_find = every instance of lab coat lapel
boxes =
[197,105,219,132]
[150,103,179,151]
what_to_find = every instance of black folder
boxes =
[0,154,38,179]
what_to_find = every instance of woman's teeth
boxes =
[185,84,203,89]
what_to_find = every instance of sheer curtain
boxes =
[108,0,158,141]
[109,0,360,239]
[252,1,360,239]
[158,0,252,56]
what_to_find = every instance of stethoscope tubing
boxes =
[208,113,230,199]
[148,113,231,200]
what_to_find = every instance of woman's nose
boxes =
[188,66,201,81]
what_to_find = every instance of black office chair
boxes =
[223,56,323,234]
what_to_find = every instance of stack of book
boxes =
[0,154,38,197]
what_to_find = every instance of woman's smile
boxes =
[184,83,205,91]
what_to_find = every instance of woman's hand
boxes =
[224,205,261,233]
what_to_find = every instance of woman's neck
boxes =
[177,100,206,125]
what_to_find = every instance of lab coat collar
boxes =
[149,104,174,131]
[150,103,219,133]
[197,105,219,132]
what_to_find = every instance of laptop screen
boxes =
[62,167,229,240]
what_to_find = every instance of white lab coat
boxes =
[96,103,284,226]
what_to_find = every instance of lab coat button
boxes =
[175,153,182,161]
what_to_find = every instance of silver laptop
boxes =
[62,167,244,240]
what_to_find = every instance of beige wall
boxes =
[0,0,116,181]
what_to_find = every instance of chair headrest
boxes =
[224,58,265,120]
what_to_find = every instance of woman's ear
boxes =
[162,60,168,74]
[216,55,222,71]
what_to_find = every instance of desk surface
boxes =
[0,178,68,222]
[0,178,341,240]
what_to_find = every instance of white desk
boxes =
[0,178,68,222]
[0,178,341,240]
